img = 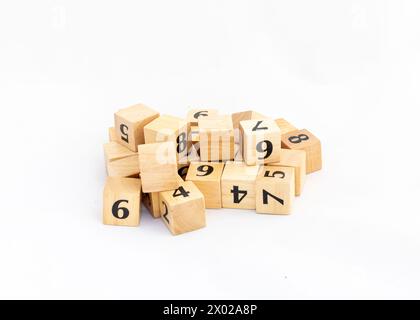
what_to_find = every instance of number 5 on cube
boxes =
[240,119,282,165]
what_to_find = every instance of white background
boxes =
[0,0,419,299]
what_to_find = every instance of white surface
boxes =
[1,0,420,299]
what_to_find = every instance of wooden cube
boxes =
[103,177,141,226]
[199,115,234,161]
[267,149,306,196]
[232,110,268,130]
[190,125,200,142]
[221,161,259,210]
[108,127,117,142]
[104,142,137,163]
[281,129,322,174]
[144,115,189,161]
[142,191,161,218]
[185,162,224,208]
[256,166,295,215]
[107,155,139,178]
[240,119,282,165]
[159,181,206,235]
[275,118,297,135]
[234,143,243,161]
[114,103,159,151]
[187,108,218,125]
[138,141,180,192]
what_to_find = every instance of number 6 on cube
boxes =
[240,119,282,165]
[103,177,142,226]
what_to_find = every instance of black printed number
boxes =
[162,202,169,224]
[193,110,209,119]
[231,186,247,204]
[172,186,190,198]
[120,124,129,143]
[176,132,187,153]
[178,165,189,179]
[288,134,309,144]
[262,190,284,205]
[264,170,285,178]
[197,165,214,177]
[256,140,273,160]
[252,120,268,131]
[112,200,129,219]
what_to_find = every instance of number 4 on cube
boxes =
[159,181,206,235]
[103,177,142,226]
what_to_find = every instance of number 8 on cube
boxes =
[256,166,295,215]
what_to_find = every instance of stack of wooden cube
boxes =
[103,103,322,235]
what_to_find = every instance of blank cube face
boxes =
[199,116,235,161]
[185,162,225,209]
[187,109,218,125]
[256,166,295,215]
[190,125,200,142]
[267,149,306,196]
[144,115,189,160]
[275,118,297,136]
[159,181,206,235]
[240,119,282,165]
[108,127,117,142]
[142,192,161,218]
[107,155,139,178]
[104,142,137,163]
[138,142,180,193]
[103,177,141,226]
[281,129,322,174]
[114,103,160,151]
[221,161,259,209]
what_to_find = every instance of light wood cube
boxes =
[187,108,218,125]
[199,115,234,161]
[107,155,139,178]
[267,149,306,196]
[190,125,200,142]
[108,127,117,142]
[114,103,159,151]
[144,115,189,161]
[221,161,260,210]
[275,118,297,135]
[103,177,141,226]
[234,143,243,161]
[240,119,282,165]
[142,191,161,218]
[159,181,206,235]
[281,129,322,174]
[186,162,224,209]
[104,142,137,163]
[138,141,180,192]
[256,166,295,215]
[232,110,268,144]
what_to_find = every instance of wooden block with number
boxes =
[103,177,141,226]
[114,103,159,151]
[144,115,189,161]
[267,149,306,196]
[138,141,180,192]
[199,115,234,161]
[240,119,282,165]
[186,162,224,209]
[232,110,268,144]
[159,181,206,235]
[281,129,322,174]
[221,161,260,210]
[256,166,295,215]
[187,108,218,125]
[275,118,297,135]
